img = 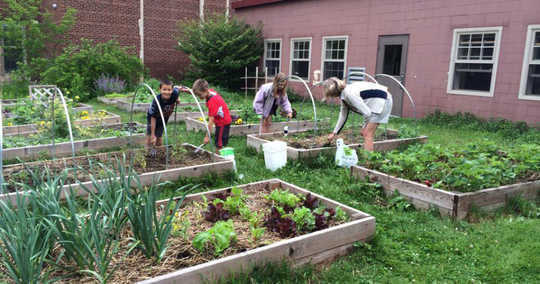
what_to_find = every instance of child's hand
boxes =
[150,135,157,146]
[203,135,210,144]
[178,86,190,92]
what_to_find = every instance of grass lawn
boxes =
[86,89,540,283]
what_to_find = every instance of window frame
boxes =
[321,35,349,80]
[263,38,282,76]
[447,26,503,97]
[518,24,540,101]
[289,37,312,81]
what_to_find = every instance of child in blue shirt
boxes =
[147,79,182,146]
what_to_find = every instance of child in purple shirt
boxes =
[252,72,293,133]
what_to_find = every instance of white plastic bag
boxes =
[335,138,358,168]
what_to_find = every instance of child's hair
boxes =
[159,79,173,88]
[192,79,209,93]
[272,72,288,96]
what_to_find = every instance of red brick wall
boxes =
[2,0,228,80]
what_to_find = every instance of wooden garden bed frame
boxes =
[351,165,540,219]
[2,99,92,113]
[138,178,375,284]
[186,117,326,136]
[1,143,234,207]
[2,123,146,161]
[3,110,121,136]
[247,130,428,159]
[98,96,200,113]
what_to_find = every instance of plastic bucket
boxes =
[219,147,236,172]
[262,141,287,172]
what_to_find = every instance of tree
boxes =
[0,0,77,80]
[176,14,264,90]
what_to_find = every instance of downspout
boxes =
[139,0,144,65]
[200,0,205,21]
[226,0,230,21]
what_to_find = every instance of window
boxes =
[290,38,311,80]
[264,39,281,76]
[447,27,502,97]
[322,36,348,80]
[519,25,540,100]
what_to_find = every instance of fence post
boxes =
[244,66,248,99]
[255,66,259,93]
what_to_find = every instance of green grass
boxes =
[83,95,540,283]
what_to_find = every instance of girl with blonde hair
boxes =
[324,77,393,151]
[252,72,293,133]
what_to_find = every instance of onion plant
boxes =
[127,181,192,262]
[0,194,51,284]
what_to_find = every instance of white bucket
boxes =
[219,147,236,172]
[262,141,287,172]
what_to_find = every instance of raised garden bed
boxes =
[186,117,326,136]
[3,110,120,136]
[98,96,200,113]
[1,143,234,206]
[2,122,146,161]
[2,99,92,112]
[351,143,540,219]
[247,129,428,159]
[29,179,374,283]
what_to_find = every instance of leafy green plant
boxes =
[249,225,266,243]
[265,189,302,208]
[126,183,190,262]
[192,220,237,255]
[335,207,349,222]
[287,206,316,232]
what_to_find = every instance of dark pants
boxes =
[214,124,231,148]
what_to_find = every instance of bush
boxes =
[41,39,144,101]
[176,14,264,90]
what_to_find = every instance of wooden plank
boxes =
[351,165,455,211]
[247,131,427,160]
[1,144,234,207]
[139,178,374,283]
[187,118,321,136]
[2,131,146,161]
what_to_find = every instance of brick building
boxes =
[232,0,540,124]
[0,0,230,80]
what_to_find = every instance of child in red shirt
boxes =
[192,79,232,152]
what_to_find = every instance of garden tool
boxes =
[194,143,206,153]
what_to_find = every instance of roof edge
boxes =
[231,0,286,9]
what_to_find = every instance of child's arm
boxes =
[204,116,215,144]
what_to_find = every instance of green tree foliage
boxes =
[41,39,145,101]
[0,0,77,80]
[176,14,264,89]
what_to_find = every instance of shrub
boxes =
[41,39,144,101]
[176,14,263,90]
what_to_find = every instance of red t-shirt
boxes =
[206,89,232,127]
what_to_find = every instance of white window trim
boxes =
[321,35,349,80]
[447,26,503,97]
[289,37,312,81]
[263,38,282,76]
[518,24,540,101]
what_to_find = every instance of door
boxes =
[375,35,409,117]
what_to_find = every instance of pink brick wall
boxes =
[233,0,540,124]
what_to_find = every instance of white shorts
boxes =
[366,93,393,124]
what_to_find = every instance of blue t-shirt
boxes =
[147,88,179,125]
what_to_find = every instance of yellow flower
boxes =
[80,111,89,116]
[39,121,46,127]
[74,95,79,101]
[7,122,13,126]
[235,118,243,125]
[81,115,89,120]
[198,117,204,122]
